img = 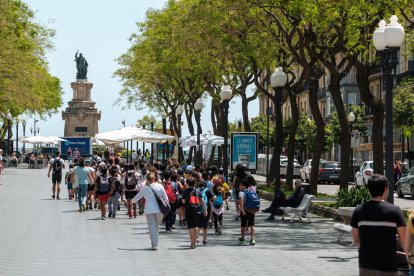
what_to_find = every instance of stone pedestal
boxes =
[338,207,355,225]
[62,80,101,137]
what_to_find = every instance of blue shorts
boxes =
[67,183,73,190]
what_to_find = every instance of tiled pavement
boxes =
[0,166,358,275]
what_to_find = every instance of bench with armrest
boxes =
[280,194,314,222]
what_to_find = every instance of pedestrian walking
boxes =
[47,151,65,200]
[73,158,93,212]
[182,177,207,249]
[212,178,225,235]
[95,166,111,220]
[65,163,75,199]
[123,163,140,218]
[406,210,414,276]
[351,174,406,275]
[132,171,168,250]
[238,179,258,246]
[72,148,80,165]
[108,166,122,218]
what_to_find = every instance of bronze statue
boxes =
[75,51,88,79]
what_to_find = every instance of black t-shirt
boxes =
[182,187,202,216]
[350,200,405,272]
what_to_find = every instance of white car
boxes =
[300,159,327,182]
[355,161,374,186]
[280,159,301,178]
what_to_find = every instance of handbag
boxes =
[407,236,414,265]
[149,185,171,216]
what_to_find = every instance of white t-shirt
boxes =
[132,183,168,214]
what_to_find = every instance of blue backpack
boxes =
[200,188,209,212]
[213,192,223,208]
[243,189,260,213]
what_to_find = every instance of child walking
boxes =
[238,179,259,245]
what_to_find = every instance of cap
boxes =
[186,165,193,172]
[99,162,106,168]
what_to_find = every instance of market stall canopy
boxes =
[91,137,105,146]
[20,136,68,145]
[95,126,175,146]
[180,133,224,147]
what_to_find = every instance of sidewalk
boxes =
[0,167,358,275]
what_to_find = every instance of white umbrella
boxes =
[20,136,67,145]
[95,126,175,146]
[180,133,224,146]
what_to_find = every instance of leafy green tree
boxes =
[250,114,275,150]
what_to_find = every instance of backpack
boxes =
[110,177,122,194]
[52,158,62,173]
[188,189,201,215]
[213,192,223,208]
[200,187,209,212]
[164,181,177,203]
[243,189,260,213]
[98,175,110,193]
[125,173,137,190]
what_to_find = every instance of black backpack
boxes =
[98,175,110,193]
[125,173,137,190]
[52,158,62,173]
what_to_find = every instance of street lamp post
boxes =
[348,111,355,182]
[270,67,287,194]
[22,119,26,154]
[31,118,39,136]
[6,113,12,155]
[15,118,18,154]
[373,15,405,204]
[121,120,128,162]
[221,86,232,181]
[176,106,184,164]
[149,115,155,163]
[142,123,146,159]
[161,113,167,165]
[194,99,204,166]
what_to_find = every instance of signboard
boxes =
[351,130,360,148]
[156,143,175,161]
[231,132,258,171]
[60,137,92,157]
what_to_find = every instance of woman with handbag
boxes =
[406,210,414,275]
[132,171,168,250]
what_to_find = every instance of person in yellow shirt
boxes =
[405,210,414,275]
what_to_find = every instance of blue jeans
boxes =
[410,266,414,276]
[77,185,88,208]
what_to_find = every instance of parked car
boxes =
[300,159,326,182]
[318,162,341,184]
[396,167,414,198]
[355,161,374,186]
[280,159,301,178]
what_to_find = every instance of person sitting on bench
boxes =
[264,179,305,221]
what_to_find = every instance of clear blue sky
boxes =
[21,0,258,143]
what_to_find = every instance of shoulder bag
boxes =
[149,185,171,216]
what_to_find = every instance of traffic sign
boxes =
[351,130,360,148]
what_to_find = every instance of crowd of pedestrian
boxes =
[47,150,260,250]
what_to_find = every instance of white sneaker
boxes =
[152,245,158,250]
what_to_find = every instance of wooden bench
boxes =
[280,194,314,222]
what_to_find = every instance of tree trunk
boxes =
[328,75,350,190]
[286,90,299,191]
[355,63,384,174]
[308,74,325,196]
[240,93,252,132]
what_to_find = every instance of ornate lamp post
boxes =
[194,99,204,165]
[270,67,287,194]
[176,105,184,164]
[15,118,19,154]
[6,112,12,154]
[221,85,232,181]
[149,115,155,163]
[161,113,168,165]
[373,15,405,204]
[22,119,26,154]
[348,111,355,182]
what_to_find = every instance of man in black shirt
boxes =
[350,174,406,275]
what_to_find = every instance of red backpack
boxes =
[164,181,177,203]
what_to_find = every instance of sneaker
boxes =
[108,212,112,218]
[261,208,271,213]
[101,216,106,220]
[51,195,55,199]
[190,244,197,249]
[152,245,158,250]
[202,240,207,246]
[239,237,245,244]
[226,206,230,210]
[250,240,256,246]
[215,230,219,236]
[82,204,86,211]
[172,224,176,229]
[208,221,213,228]
[56,196,60,200]
[265,216,275,221]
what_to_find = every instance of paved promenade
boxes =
[0,166,358,275]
